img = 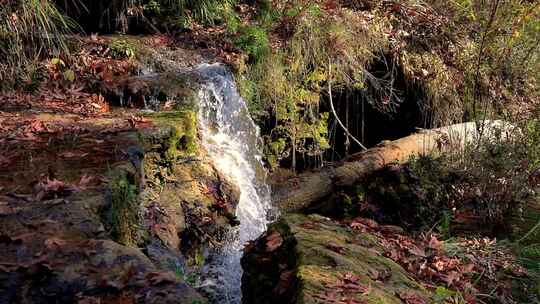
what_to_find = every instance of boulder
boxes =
[242,213,432,304]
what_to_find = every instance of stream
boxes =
[195,64,274,303]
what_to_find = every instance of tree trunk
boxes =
[273,120,517,212]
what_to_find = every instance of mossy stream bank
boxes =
[0,67,242,303]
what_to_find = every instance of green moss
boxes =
[242,214,435,303]
[143,111,198,160]
[283,214,431,304]
[105,171,140,247]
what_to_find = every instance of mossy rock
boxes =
[140,110,198,160]
[242,214,434,304]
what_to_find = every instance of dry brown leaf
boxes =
[326,242,346,254]
[78,174,94,190]
[266,231,283,252]
[45,237,67,248]
[146,271,177,285]
[441,271,461,286]
[398,291,427,304]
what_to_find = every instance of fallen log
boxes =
[273,120,518,212]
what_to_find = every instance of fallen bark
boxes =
[274,120,518,212]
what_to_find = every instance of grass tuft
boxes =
[0,0,77,90]
[106,173,141,247]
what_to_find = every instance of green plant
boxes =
[138,0,238,30]
[187,247,205,267]
[516,243,540,302]
[108,38,137,59]
[439,210,452,239]
[433,286,466,304]
[0,0,77,90]
[235,25,270,63]
[237,3,390,171]
[427,0,540,122]
[526,116,540,169]
[182,0,236,26]
[221,2,241,33]
[106,173,141,246]
[170,262,197,285]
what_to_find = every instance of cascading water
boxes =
[195,63,273,303]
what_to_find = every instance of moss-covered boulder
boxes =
[242,214,433,304]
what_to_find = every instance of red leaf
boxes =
[398,291,427,304]
[266,231,283,252]
[326,242,346,253]
[44,237,67,248]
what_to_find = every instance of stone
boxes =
[242,214,433,304]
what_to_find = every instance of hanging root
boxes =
[328,59,368,151]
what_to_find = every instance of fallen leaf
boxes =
[0,201,14,215]
[77,174,94,189]
[326,242,346,254]
[343,272,361,283]
[408,245,426,257]
[45,237,67,248]
[77,296,101,304]
[266,231,283,252]
[427,235,442,250]
[274,270,295,295]
[398,291,427,304]
[146,271,177,285]
[60,151,90,158]
[441,271,460,286]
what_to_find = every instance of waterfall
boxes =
[195,63,273,303]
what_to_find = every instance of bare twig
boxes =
[328,59,368,151]
[473,0,500,141]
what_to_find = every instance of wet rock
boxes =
[101,72,202,111]
[91,36,212,111]
[241,219,300,304]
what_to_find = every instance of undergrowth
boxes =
[350,118,539,236]
[234,25,270,63]
[517,243,540,302]
[108,38,137,59]
[0,0,77,90]
[141,0,238,29]
[238,2,390,170]
[231,0,539,171]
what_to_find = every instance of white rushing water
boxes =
[195,63,273,303]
